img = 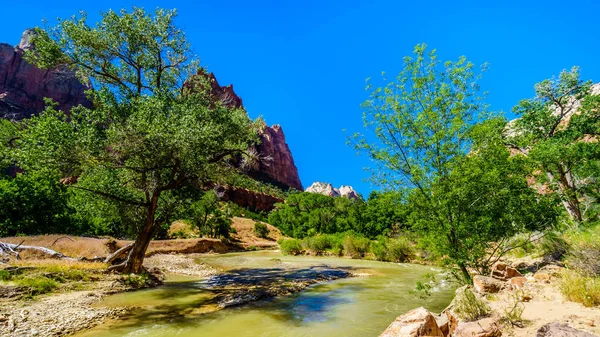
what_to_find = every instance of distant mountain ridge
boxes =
[305,182,359,199]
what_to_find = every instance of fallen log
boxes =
[0,242,74,260]
[104,243,134,264]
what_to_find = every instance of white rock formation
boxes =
[305,182,359,199]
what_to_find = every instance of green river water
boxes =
[76,251,455,337]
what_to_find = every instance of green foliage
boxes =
[564,226,600,277]
[119,273,150,289]
[452,287,491,321]
[385,237,415,262]
[503,290,526,327]
[343,235,371,258]
[268,191,404,239]
[14,7,260,272]
[410,273,437,299]
[371,236,414,262]
[353,44,557,282]
[0,270,12,281]
[509,67,600,222]
[189,191,233,239]
[279,239,303,255]
[17,276,59,295]
[0,170,73,237]
[254,222,269,238]
[559,269,600,307]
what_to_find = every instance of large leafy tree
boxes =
[15,8,258,273]
[352,44,556,282]
[508,67,600,222]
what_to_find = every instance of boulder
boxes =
[473,275,505,294]
[536,323,599,337]
[380,307,444,337]
[508,276,528,290]
[490,262,522,280]
[534,265,563,283]
[453,317,502,337]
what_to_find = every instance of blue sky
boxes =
[3,1,600,196]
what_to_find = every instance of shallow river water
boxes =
[76,251,455,337]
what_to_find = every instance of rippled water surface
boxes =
[76,251,455,337]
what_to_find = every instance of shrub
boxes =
[559,269,600,307]
[453,287,490,321]
[17,276,59,295]
[0,270,12,281]
[343,234,370,258]
[279,239,303,255]
[303,235,333,255]
[254,222,270,239]
[386,237,414,262]
[565,229,600,277]
[119,273,150,289]
[370,240,388,261]
[538,231,569,261]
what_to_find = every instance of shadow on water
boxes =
[103,264,360,331]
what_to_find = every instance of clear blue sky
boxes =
[3,1,600,196]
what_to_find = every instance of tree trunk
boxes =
[459,263,472,285]
[114,192,160,274]
[546,168,583,222]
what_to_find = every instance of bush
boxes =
[254,222,270,239]
[343,234,370,258]
[279,239,303,255]
[303,235,333,255]
[386,237,414,262]
[565,229,600,277]
[0,269,12,281]
[17,276,59,295]
[538,231,569,261]
[559,269,600,307]
[453,287,490,321]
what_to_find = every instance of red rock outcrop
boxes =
[0,29,91,120]
[184,69,303,191]
[220,186,284,213]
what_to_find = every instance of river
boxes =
[76,251,456,337]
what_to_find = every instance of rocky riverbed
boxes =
[1,253,359,337]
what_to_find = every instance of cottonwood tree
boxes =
[509,67,600,222]
[16,8,259,273]
[352,44,557,282]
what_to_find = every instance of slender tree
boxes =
[16,8,259,273]
[509,67,600,222]
[352,44,556,282]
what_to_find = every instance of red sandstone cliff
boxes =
[0,29,91,120]
[184,69,303,191]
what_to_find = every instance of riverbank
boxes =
[380,260,600,337]
[0,252,362,337]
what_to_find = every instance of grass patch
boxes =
[0,269,12,281]
[453,287,490,321]
[16,276,59,295]
[559,269,600,307]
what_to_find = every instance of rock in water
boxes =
[537,323,599,337]
[380,307,444,337]
[0,29,91,120]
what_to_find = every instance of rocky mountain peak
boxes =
[305,182,359,199]
[0,29,92,120]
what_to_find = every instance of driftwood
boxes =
[104,243,134,264]
[50,236,75,247]
[0,241,74,260]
